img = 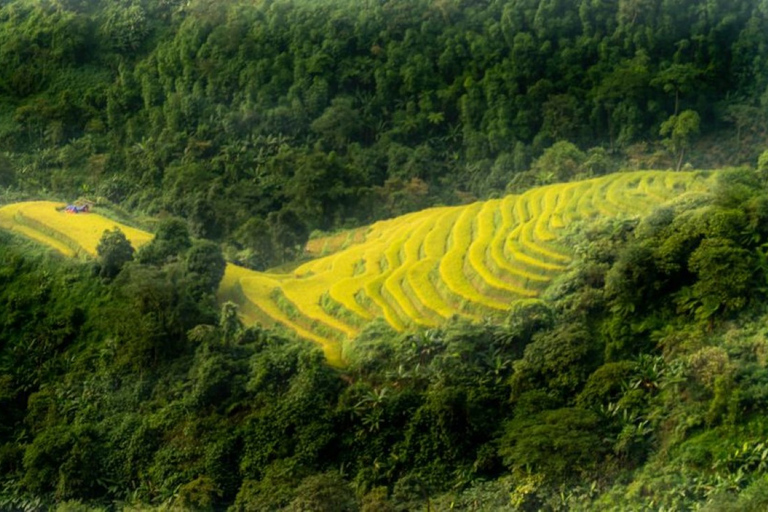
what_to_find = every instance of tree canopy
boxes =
[0,0,766,268]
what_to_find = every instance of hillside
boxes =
[3,168,768,510]
[1,0,767,259]
[2,0,768,509]
[0,170,712,366]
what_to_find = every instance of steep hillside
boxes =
[0,170,714,365]
[5,169,768,511]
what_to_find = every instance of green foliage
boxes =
[286,472,357,512]
[531,141,587,183]
[0,153,15,187]
[686,238,755,319]
[184,240,226,298]
[499,407,607,479]
[136,217,191,265]
[5,172,768,509]
[509,324,600,401]
[0,0,764,248]
[3,0,768,508]
[506,299,554,344]
[576,361,635,408]
[660,109,701,170]
[96,227,134,279]
[231,217,275,270]
[756,149,768,183]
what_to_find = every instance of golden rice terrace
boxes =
[0,171,714,366]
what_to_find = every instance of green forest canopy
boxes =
[2,0,768,510]
[0,0,767,266]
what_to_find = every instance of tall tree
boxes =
[660,109,701,170]
[96,227,134,279]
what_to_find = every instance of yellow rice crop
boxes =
[0,201,153,256]
[439,203,510,311]
[376,222,421,327]
[0,171,714,366]
[217,265,276,327]
[326,253,375,320]
[0,218,77,257]
[237,271,344,365]
[280,278,359,339]
[403,208,462,319]
[638,174,666,202]
[385,210,444,325]
[560,180,592,224]
[533,186,561,241]
[591,175,620,216]
[488,195,550,284]
[576,177,602,219]
[550,182,576,229]
[364,274,406,331]
[467,199,536,297]
[506,188,570,268]
[338,212,429,323]
[406,259,454,318]
[519,222,570,263]
[605,172,638,212]
[14,201,152,255]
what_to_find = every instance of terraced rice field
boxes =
[0,201,153,256]
[0,171,713,366]
[225,171,711,364]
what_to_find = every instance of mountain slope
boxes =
[0,170,714,365]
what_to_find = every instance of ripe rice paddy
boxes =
[0,171,713,366]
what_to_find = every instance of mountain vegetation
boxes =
[1,0,767,266]
[2,0,768,510]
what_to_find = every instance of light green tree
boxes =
[660,109,700,171]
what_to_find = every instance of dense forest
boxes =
[0,0,767,265]
[2,0,768,510]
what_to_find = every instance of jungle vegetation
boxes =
[2,0,768,510]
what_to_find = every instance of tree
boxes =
[757,149,768,180]
[651,63,702,115]
[685,238,754,319]
[136,217,191,265]
[593,51,652,149]
[723,103,766,148]
[0,154,15,188]
[660,110,700,171]
[100,1,149,53]
[233,218,276,270]
[96,227,134,279]
[286,472,357,512]
[541,94,580,141]
[509,323,600,400]
[219,301,243,345]
[310,97,361,149]
[268,208,309,263]
[530,141,587,183]
[185,241,226,298]
[499,407,607,479]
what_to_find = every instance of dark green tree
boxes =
[136,217,191,265]
[268,208,309,263]
[96,227,134,279]
[185,240,226,298]
[499,407,607,479]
